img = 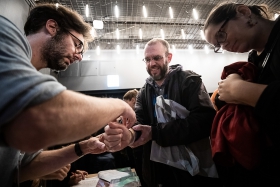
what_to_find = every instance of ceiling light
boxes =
[188,45,193,54]
[139,28,143,40]
[172,45,176,53]
[115,4,119,18]
[200,30,205,40]
[181,29,185,39]
[143,5,148,18]
[96,46,100,55]
[116,28,120,39]
[160,28,164,39]
[169,6,173,19]
[193,9,198,20]
[136,44,139,54]
[55,3,59,8]
[116,45,120,54]
[204,45,209,54]
[85,4,89,17]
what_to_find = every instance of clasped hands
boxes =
[102,118,152,152]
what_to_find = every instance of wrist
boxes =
[128,128,136,146]
[74,142,84,157]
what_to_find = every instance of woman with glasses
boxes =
[203,2,280,186]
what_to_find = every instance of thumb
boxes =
[108,122,127,131]
[131,124,142,131]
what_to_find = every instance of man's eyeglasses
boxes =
[142,55,164,63]
[67,30,84,57]
[214,18,230,53]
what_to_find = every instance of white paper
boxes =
[74,176,99,187]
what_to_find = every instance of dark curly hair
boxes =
[24,3,93,50]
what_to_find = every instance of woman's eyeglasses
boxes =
[214,18,230,53]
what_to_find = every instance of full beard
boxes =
[147,60,168,81]
[41,32,70,71]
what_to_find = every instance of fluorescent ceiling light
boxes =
[116,28,120,39]
[169,6,173,19]
[115,4,119,18]
[160,28,164,39]
[96,46,100,55]
[143,5,148,18]
[85,4,89,17]
[193,9,198,20]
[181,29,185,39]
[139,28,143,40]
[200,30,205,40]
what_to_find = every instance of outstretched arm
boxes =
[4,90,136,152]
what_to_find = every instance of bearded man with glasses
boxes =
[0,3,136,186]
[103,38,222,187]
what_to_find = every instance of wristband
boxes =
[74,143,84,157]
[128,128,136,146]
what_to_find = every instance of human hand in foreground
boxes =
[80,136,106,155]
[103,121,132,152]
[130,125,152,148]
[218,74,245,104]
[68,170,88,186]
[40,164,71,181]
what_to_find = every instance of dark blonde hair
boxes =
[24,3,93,49]
[204,2,273,32]
[123,89,138,101]
[145,38,171,54]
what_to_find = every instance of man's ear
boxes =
[236,5,251,17]
[167,53,173,63]
[45,19,58,37]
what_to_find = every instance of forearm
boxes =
[4,90,127,152]
[19,140,94,182]
[233,81,267,107]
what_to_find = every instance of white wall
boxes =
[57,49,248,93]
[0,0,29,33]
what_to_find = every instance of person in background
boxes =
[103,38,221,187]
[120,89,147,187]
[0,3,135,186]
[204,2,280,186]
[123,89,138,109]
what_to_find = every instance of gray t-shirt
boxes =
[0,16,66,186]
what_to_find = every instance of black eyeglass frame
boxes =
[66,30,84,56]
[214,17,230,53]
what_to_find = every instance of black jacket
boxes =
[135,64,216,186]
[249,16,280,183]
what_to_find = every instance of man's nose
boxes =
[73,53,82,63]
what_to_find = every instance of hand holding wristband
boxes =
[128,128,136,146]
